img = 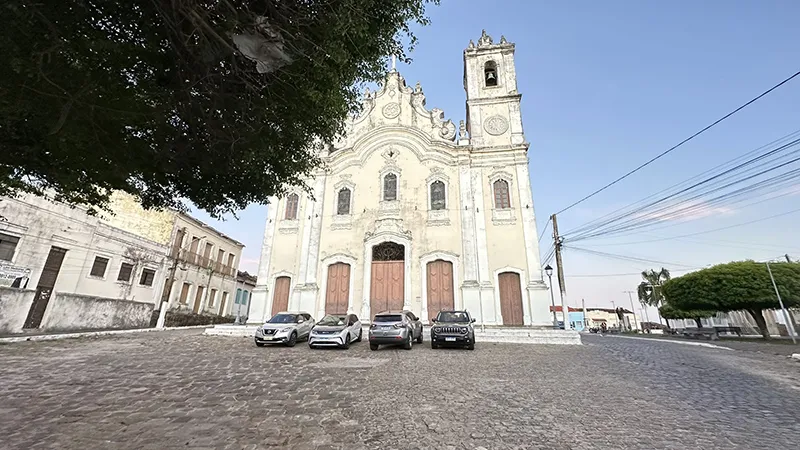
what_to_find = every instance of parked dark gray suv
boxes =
[430,310,475,350]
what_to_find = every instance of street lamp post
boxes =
[545,265,559,328]
[766,261,797,344]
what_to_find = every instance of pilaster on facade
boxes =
[458,163,479,282]
[247,196,279,325]
[514,161,543,285]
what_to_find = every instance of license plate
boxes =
[381,326,391,330]
[445,337,456,342]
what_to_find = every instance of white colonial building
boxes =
[248,31,551,326]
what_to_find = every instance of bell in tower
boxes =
[484,61,498,87]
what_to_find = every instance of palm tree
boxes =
[637,268,671,327]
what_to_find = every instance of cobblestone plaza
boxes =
[1,330,798,449]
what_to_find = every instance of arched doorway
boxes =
[325,263,351,314]
[271,276,291,316]
[370,242,405,314]
[498,272,523,326]
[426,259,454,322]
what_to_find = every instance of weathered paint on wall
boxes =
[39,293,154,332]
[101,192,177,246]
[0,287,36,335]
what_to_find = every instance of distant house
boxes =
[232,271,257,322]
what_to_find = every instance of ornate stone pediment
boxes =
[331,70,458,152]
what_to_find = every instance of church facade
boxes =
[248,31,551,326]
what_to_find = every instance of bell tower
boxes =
[463,30,526,149]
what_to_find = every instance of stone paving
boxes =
[0,330,798,450]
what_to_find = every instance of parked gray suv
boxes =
[430,310,475,350]
[368,310,423,351]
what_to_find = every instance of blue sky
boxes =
[190,0,800,321]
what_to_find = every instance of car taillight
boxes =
[370,324,377,328]
[393,323,405,329]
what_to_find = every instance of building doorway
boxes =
[325,263,351,314]
[370,242,404,315]
[24,246,67,329]
[426,260,454,322]
[271,276,291,316]
[498,271,524,326]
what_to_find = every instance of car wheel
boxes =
[370,343,379,351]
[404,332,413,350]
[431,342,438,349]
[341,333,351,350]
[255,342,266,347]
[286,332,297,347]
[467,343,475,350]
[416,330,423,344]
[356,328,363,342]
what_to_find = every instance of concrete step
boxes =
[204,324,582,345]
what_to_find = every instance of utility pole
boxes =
[551,214,571,330]
[766,261,797,344]
[581,298,588,332]
[624,291,639,331]
[786,254,792,263]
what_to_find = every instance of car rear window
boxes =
[373,315,402,323]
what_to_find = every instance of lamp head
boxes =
[544,265,553,277]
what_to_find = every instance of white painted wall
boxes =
[0,287,35,334]
[0,194,169,305]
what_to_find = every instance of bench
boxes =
[681,328,719,340]
[713,326,742,336]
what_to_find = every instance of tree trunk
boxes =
[694,317,703,328]
[746,309,770,339]
[664,318,670,329]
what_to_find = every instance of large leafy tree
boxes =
[637,267,671,326]
[658,303,715,329]
[661,261,800,339]
[0,0,438,217]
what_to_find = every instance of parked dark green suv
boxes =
[430,310,475,350]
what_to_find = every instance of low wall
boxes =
[0,287,36,335]
[40,293,154,332]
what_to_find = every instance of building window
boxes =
[209,288,217,306]
[484,61,498,87]
[337,188,352,215]
[0,232,20,261]
[285,193,299,220]
[235,288,242,304]
[241,291,248,306]
[383,173,398,201]
[430,180,446,210]
[493,179,511,209]
[89,256,109,278]
[117,262,134,282]
[139,268,156,286]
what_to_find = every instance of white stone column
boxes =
[470,167,491,284]
[298,172,327,315]
[515,159,551,326]
[459,162,482,322]
[246,196,279,325]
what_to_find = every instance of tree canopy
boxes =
[637,268,671,308]
[658,303,715,328]
[0,0,438,217]
[662,260,800,337]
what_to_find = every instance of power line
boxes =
[567,267,703,278]
[565,137,800,240]
[538,217,552,243]
[554,69,800,216]
[564,245,697,268]
[563,128,800,237]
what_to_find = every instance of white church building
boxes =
[248,31,552,326]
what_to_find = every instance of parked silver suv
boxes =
[254,312,314,347]
[368,310,423,351]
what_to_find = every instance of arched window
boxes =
[337,188,351,215]
[430,180,446,210]
[383,173,398,201]
[484,61,498,87]
[284,193,299,220]
[493,179,511,209]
